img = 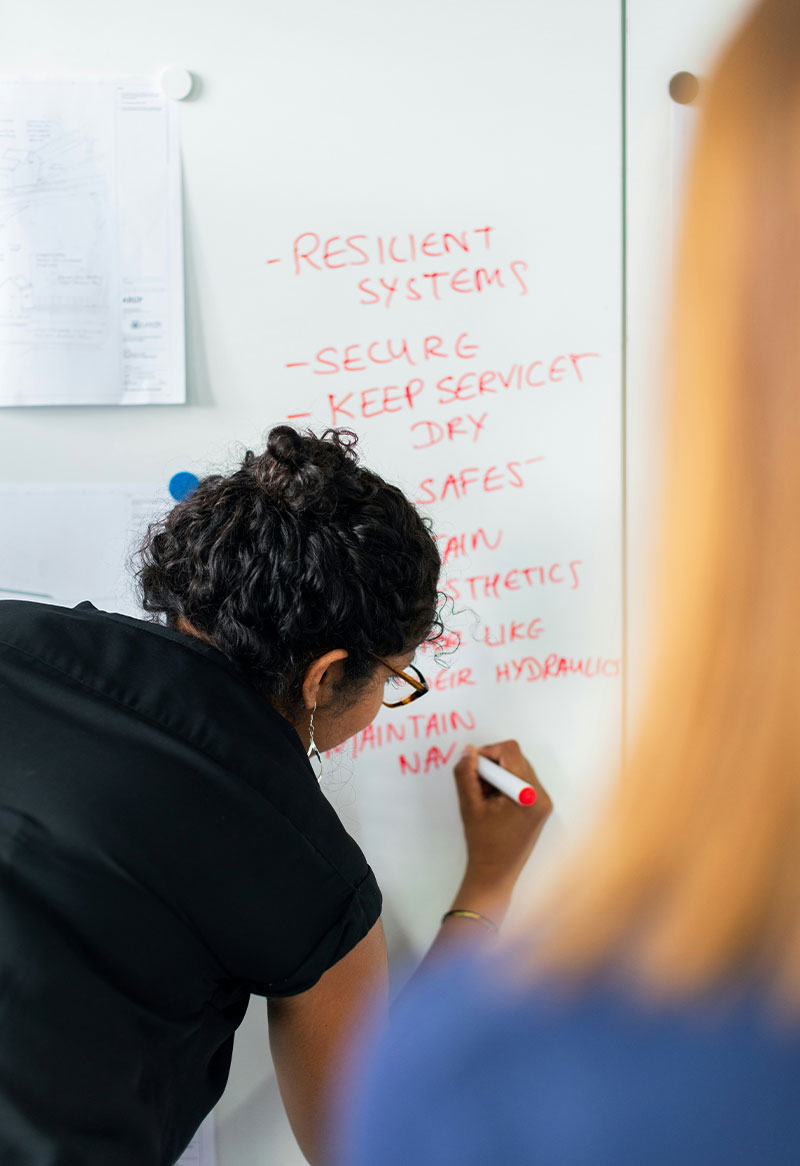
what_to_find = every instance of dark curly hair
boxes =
[135,427,443,713]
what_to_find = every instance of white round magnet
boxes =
[159,66,194,101]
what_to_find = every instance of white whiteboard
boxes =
[0,1,630,1162]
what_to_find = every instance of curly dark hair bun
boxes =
[136,427,443,711]
[258,425,359,513]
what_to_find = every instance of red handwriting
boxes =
[277,229,529,307]
[287,348,599,430]
[301,333,479,374]
[411,414,488,448]
[329,380,424,423]
[357,262,528,307]
[431,667,475,690]
[416,459,543,505]
[325,708,476,761]
[436,353,599,403]
[399,744,458,774]
[418,632,463,656]
[291,228,495,275]
[442,561,582,601]
[496,655,621,682]
[481,619,545,646]
[405,709,476,736]
[435,528,503,565]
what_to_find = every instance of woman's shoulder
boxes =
[383,945,800,1053]
[343,951,800,1166]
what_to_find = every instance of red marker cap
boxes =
[518,787,537,806]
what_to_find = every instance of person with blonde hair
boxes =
[338,1,800,1161]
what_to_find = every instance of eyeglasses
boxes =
[372,654,429,708]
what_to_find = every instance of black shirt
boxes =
[0,600,381,1165]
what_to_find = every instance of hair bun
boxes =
[266,425,309,469]
[258,426,361,513]
[259,425,318,507]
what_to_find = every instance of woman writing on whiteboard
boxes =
[0,424,550,1165]
[339,2,800,1163]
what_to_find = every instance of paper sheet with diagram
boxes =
[0,484,170,610]
[0,76,184,406]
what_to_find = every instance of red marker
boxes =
[476,755,537,806]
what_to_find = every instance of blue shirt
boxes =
[341,956,800,1165]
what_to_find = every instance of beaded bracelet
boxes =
[441,908,498,933]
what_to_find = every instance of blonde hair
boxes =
[534,0,800,1003]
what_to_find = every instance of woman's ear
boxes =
[301,649,349,711]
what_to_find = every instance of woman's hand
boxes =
[451,740,553,925]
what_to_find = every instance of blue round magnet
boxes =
[169,471,199,501]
